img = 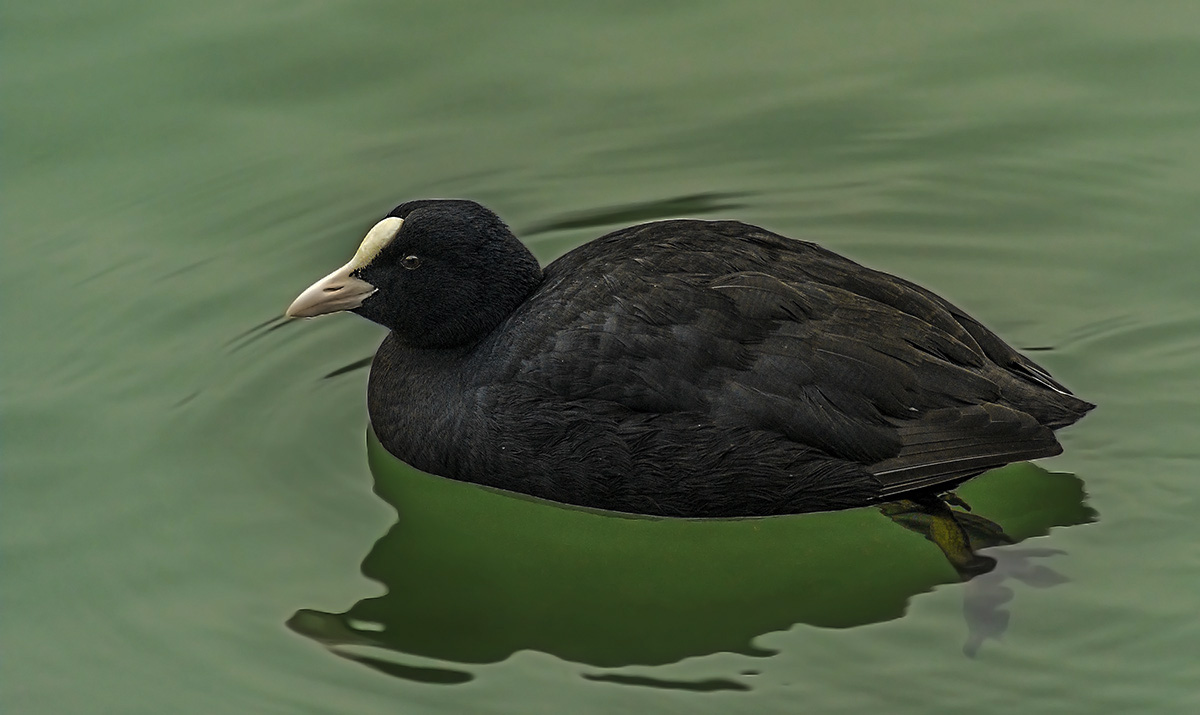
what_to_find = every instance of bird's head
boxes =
[287,199,543,348]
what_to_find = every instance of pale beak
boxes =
[286,261,378,318]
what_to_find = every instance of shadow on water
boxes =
[224,314,293,353]
[288,430,1094,688]
[520,192,747,236]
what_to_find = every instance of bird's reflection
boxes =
[288,430,1094,686]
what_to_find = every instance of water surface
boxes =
[6,2,1200,713]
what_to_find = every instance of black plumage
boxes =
[291,199,1092,518]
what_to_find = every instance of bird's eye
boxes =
[402,255,421,270]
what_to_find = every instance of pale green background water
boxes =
[5,1,1199,713]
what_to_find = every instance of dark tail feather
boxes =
[870,404,1063,499]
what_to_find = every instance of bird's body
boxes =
[289,201,1092,518]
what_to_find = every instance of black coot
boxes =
[287,199,1092,518]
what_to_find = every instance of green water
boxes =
[5,2,1199,713]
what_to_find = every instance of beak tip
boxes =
[283,300,306,319]
[285,302,325,320]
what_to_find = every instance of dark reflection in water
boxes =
[225,314,292,353]
[322,356,373,380]
[582,672,750,693]
[288,430,1094,687]
[520,192,747,236]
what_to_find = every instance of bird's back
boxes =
[475,219,1092,510]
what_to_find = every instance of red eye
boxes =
[402,255,421,270]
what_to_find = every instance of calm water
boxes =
[6,2,1200,713]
